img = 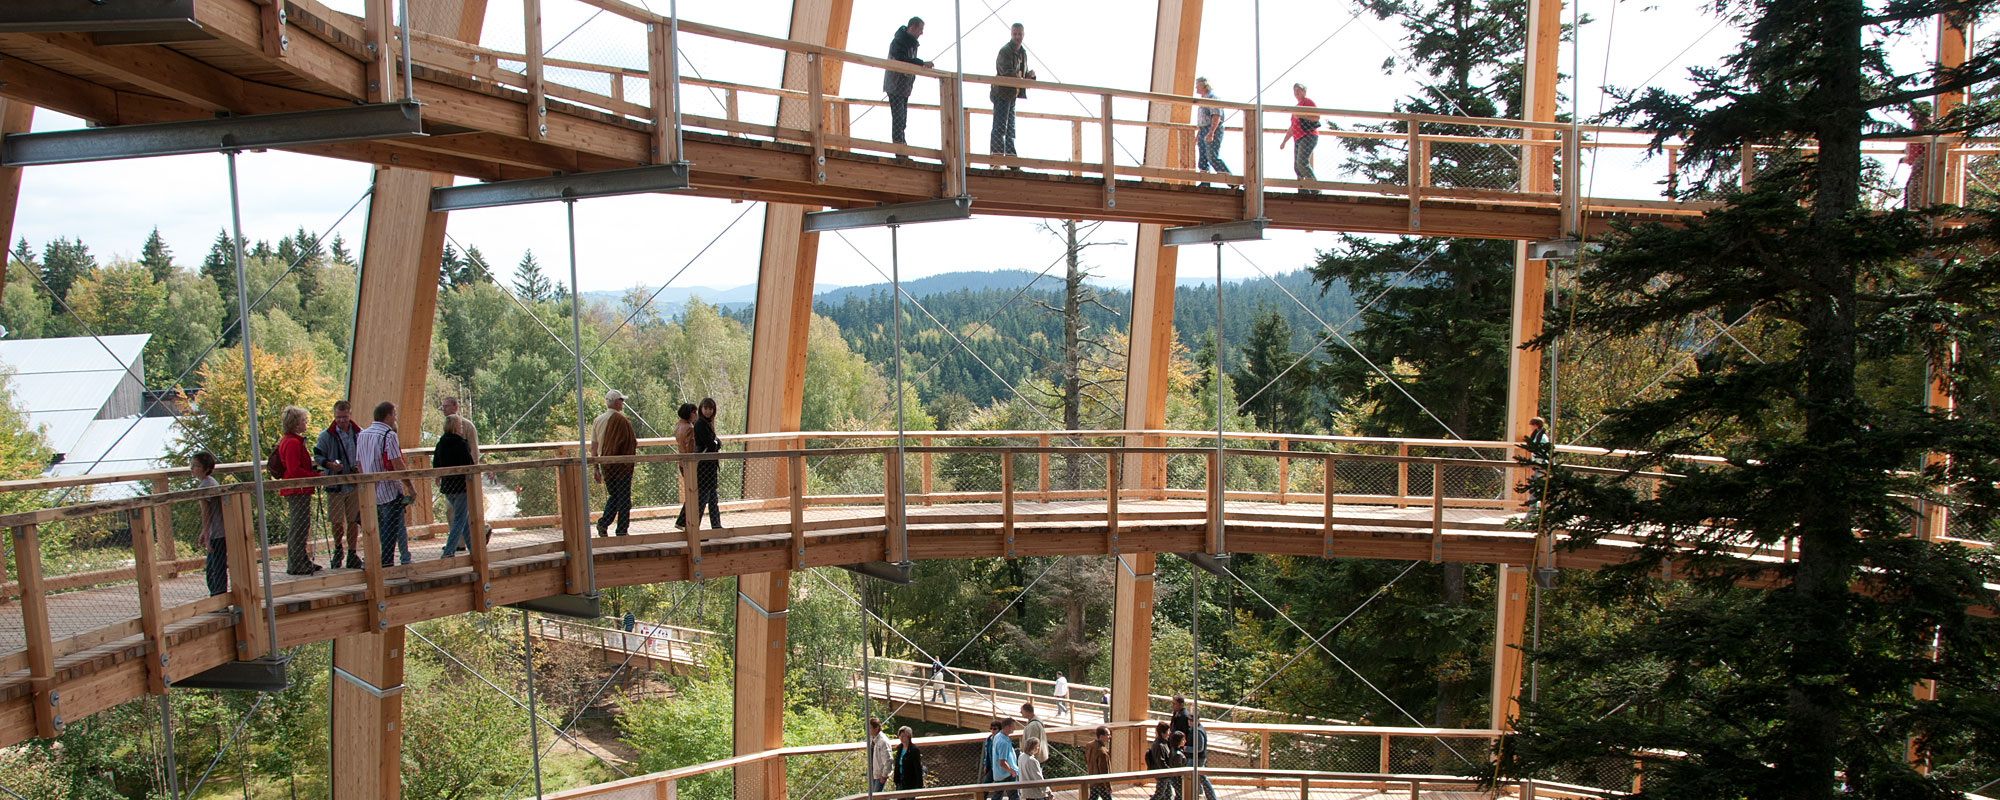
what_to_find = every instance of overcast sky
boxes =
[11,0,1935,297]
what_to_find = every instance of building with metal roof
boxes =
[0,334,180,494]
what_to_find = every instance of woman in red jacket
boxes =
[277,406,323,575]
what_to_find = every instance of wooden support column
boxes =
[1124,0,1205,486]
[330,627,407,800]
[1505,0,1562,495]
[733,572,789,800]
[0,99,31,308]
[1489,565,1530,730]
[1504,258,1550,504]
[737,1,855,787]
[340,4,488,797]
[1110,553,1156,771]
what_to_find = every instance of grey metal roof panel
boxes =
[6,370,128,414]
[0,334,150,375]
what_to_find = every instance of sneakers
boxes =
[346,552,363,570]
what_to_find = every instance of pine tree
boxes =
[438,243,464,291]
[462,245,493,286]
[38,237,97,311]
[1504,2,2000,798]
[139,228,175,283]
[202,229,237,299]
[512,250,552,301]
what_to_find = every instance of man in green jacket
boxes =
[991,23,1034,162]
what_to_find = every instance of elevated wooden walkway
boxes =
[0,0,1818,239]
[0,427,1944,749]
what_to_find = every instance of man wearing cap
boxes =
[590,390,638,536]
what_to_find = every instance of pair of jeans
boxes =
[870,779,886,794]
[988,778,1017,800]
[1089,787,1113,800]
[991,95,1018,156]
[698,460,722,527]
[889,91,911,144]
[1294,132,1318,182]
[1197,132,1229,174]
[1151,777,1180,800]
[205,536,229,596]
[442,491,470,557]
[285,493,315,574]
[598,473,632,535]
[378,502,410,567]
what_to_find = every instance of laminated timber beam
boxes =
[1114,0,1204,773]
[738,4,855,798]
[0,99,28,309]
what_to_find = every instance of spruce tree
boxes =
[512,250,552,301]
[462,246,494,286]
[1231,306,1310,431]
[202,228,238,306]
[1310,0,1526,442]
[1506,2,2000,798]
[139,228,175,283]
[38,237,96,311]
[329,234,355,268]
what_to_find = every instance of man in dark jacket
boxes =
[990,23,1034,161]
[883,17,933,147]
[313,400,364,569]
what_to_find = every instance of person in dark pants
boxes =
[1279,82,1321,193]
[693,397,724,529]
[592,390,637,536]
[192,451,228,596]
[893,725,925,790]
[1194,78,1231,184]
[990,23,1034,162]
[883,17,933,150]
[433,414,476,557]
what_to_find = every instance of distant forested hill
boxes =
[800,269,1354,408]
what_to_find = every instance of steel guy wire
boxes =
[34,185,373,500]
[1223,242,1476,444]
[845,0,1020,131]
[185,644,304,797]
[968,0,1145,167]
[1569,305,1762,443]
[789,557,1070,800]
[1217,560,1420,722]
[492,201,756,443]
[406,625,636,779]
[445,230,664,438]
[499,621,649,800]
[1215,560,1476,767]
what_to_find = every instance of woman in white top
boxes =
[1018,737,1051,800]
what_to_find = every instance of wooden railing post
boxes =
[1378,733,1391,772]
[1396,443,1411,508]
[648,18,679,163]
[884,449,904,562]
[131,507,169,694]
[1276,439,1290,504]
[467,465,491,612]
[13,524,58,737]
[807,53,826,183]
[684,458,704,582]
[1243,108,1262,218]
[1038,435,1051,501]
[525,0,546,140]
[1101,94,1117,209]
[725,88,739,129]
[1001,454,1016,557]
[355,488,385,633]
[1071,119,1084,176]
[789,455,807,570]
[1106,453,1121,555]
[362,0,394,103]
[1206,450,1223,554]
[920,438,935,506]
[410,453,436,539]
[221,493,273,655]
[559,458,590,593]
[1431,463,1446,563]
[150,476,179,576]
[941,79,963,197]
[1322,454,1336,559]
[1406,120,1423,231]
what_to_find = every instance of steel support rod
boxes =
[524,610,545,799]
[1215,242,1225,527]
[891,224,908,562]
[1250,0,1265,217]
[1189,552,1203,799]
[157,694,181,800]
[397,0,413,102]
[862,580,874,799]
[564,200,597,594]
[226,150,281,658]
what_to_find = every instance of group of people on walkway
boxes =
[586,389,726,536]
[881,17,1325,191]
[193,396,485,595]
[883,17,1035,164]
[865,694,1211,800]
